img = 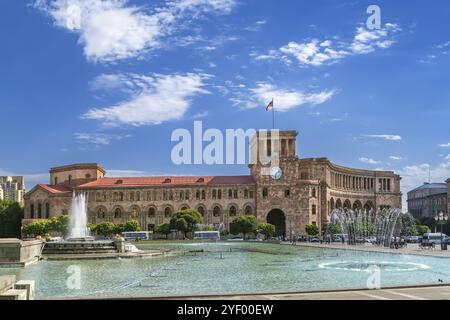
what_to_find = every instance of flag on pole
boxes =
[266,99,274,111]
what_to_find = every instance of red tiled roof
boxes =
[38,184,73,194]
[77,176,255,189]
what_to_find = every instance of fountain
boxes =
[325,208,417,248]
[67,193,94,242]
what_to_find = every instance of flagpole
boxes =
[272,98,275,130]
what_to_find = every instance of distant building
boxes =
[447,179,450,215]
[0,176,26,203]
[407,182,448,217]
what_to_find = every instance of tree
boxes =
[47,215,70,235]
[94,222,116,237]
[169,209,203,239]
[172,218,188,238]
[156,223,171,239]
[230,216,258,239]
[0,200,24,238]
[120,220,141,232]
[416,225,431,236]
[323,223,342,235]
[305,224,319,236]
[22,220,50,237]
[257,223,275,240]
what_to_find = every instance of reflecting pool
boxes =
[1,242,449,299]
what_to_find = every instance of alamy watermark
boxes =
[171,121,280,176]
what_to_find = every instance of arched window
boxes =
[244,189,249,199]
[97,208,106,219]
[312,188,316,198]
[229,206,237,217]
[196,190,200,200]
[129,192,135,201]
[197,207,205,217]
[213,206,221,217]
[30,204,34,219]
[119,192,124,201]
[37,203,42,219]
[212,190,217,199]
[228,189,233,199]
[234,190,238,199]
[114,208,122,219]
[136,192,140,201]
[245,206,253,216]
[311,204,317,215]
[164,207,172,218]
[218,190,222,200]
[262,188,268,199]
[45,203,50,218]
[148,208,156,218]
[201,190,206,200]
[131,207,139,218]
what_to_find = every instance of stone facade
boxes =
[23,131,402,237]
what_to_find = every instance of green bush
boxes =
[305,224,319,236]
[230,216,258,239]
[257,223,275,240]
[156,223,171,239]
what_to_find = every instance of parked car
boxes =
[310,236,321,243]
[296,235,308,242]
[422,233,448,245]
[404,236,420,243]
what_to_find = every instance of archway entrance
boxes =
[267,209,286,238]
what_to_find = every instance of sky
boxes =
[0,0,449,209]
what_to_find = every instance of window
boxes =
[198,207,205,216]
[285,189,290,198]
[229,206,237,217]
[164,207,172,218]
[234,189,238,199]
[45,203,50,219]
[196,190,200,200]
[245,206,253,216]
[119,192,124,201]
[114,208,122,219]
[197,178,205,183]
[148,208,156,218]
[212,190,217,200]
[30,204,34,218]
[228,189,233,199]
[54,177,58,185]
[311,204,317,216]
[311,188,316,198]
[136,192,140,201]
[38,203,42,219]
[213,207,221,217]
[262,188,268,199]
[218,190,222,200]
[164,178,172,184]
[97,208,106,219]
[244,189,249,199]
[130,192,135,201]
[201,190,206,200]
[249,190,254,199]
[131,207,139,218]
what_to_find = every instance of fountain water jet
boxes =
[325,208,417,248]
[67,192,93,241]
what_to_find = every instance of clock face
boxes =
[270,166,283,180]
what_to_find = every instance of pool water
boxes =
[1,242,449,299]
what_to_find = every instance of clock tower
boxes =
[249,130,307,238]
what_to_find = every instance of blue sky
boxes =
[0,0,449,207]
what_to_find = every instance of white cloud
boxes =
[233,82,335,111]
[366,134,402,141]
[389,156,404,161]
[75,132,132,145]
[34,0,237,63]
[439,142,450,148]
[84,73,211,126]
[359,157,380,165]
[254,23,401,67]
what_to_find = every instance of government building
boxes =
[23,131,402,237]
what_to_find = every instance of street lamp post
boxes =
[434,211,448,250]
